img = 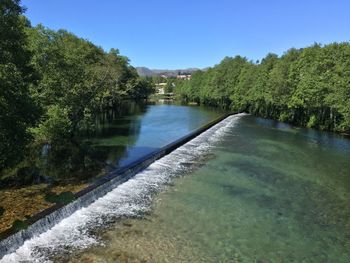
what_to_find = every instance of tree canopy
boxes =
[0,0,39,169]
[0,0,154,171]
[175,43,350,133]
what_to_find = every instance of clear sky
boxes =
[22,0,350,69]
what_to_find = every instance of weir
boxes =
[0,113,236,259]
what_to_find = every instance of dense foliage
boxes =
[0,0,153,171]
[175,44,350,133]
[26,25,153,142]
[0,0,39,169]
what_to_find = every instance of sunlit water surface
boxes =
[71,115,350,263]
[2,114,350,262]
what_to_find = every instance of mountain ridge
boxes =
[136,67,201,77]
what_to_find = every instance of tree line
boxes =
[0,0,154,171]
[175,43,350,134]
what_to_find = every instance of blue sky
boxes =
[22,0,350,69]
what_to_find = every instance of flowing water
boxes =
[2,114,350,262]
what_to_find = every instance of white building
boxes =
[155,83,167,94]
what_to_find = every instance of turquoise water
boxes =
[2,114,350,262]
[72,115,350,262]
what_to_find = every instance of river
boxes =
[1,108,350,262]
[0,102,222,237]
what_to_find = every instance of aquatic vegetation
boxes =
[11,220,29,232]
[45,192,75,205]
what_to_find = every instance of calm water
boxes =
[90,102,223,168]
[2,114,350,262]
[0,102,222,234]
[72,115,350,263]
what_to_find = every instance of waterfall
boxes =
[0,114,244,262]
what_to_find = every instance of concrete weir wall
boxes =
[0,113,232,258]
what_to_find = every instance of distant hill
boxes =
[136,67,200,77]
[135,67,155,77]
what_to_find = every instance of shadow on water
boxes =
[252,116,350,153]
[1,101,149,188]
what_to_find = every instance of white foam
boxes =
[0,114,244,263]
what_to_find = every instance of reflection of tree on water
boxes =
[0,102,223,235]
[84,101,147,138]
[41,101,148,184]
[0,141,105,189]
[0,101,148,233]
[0,140,109,232]
[86,101,147,168]
[0,101,148,188]
[39,141,108,184]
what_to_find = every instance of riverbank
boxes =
[174,43,350,135]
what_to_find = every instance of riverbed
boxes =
[65,115,350,263]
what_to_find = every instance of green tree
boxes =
[175,43,350,133]
[26,26,154,142]
[0,0,39,170]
